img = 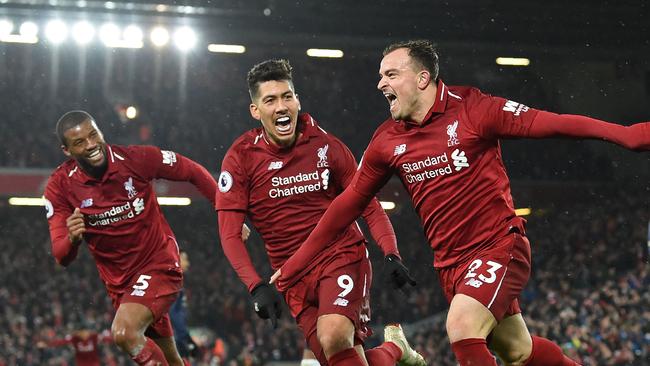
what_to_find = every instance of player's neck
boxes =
[78,160,108,180]
[411,85,438,125]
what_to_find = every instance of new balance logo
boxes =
[130,289,146,296]
[394,144,407,156]
[161,150,177,166]
[333,298,349,307]
[80,198,93,208]
[502,100,529,116]
[465,278,483,288]
[451,149,469,171]
[268,161,283,170]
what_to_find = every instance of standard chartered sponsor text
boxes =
[87,201,136,226]
[269,170,321,198]
[401,152,453,183]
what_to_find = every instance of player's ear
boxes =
[417,71,430,90]
[249,103,261,121]
[61,144,71,157]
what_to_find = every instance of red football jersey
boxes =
[44,145,216,292]
[49,331,110,366]
[216,114,367,271]
[352,80,537,268]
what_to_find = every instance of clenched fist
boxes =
[66,208,86,245]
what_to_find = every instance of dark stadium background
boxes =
[0,1,648,365]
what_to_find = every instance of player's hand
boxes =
[241,223,251,242]
[66,208,86,245]
[384,254,416,289]
[250,282,282,328]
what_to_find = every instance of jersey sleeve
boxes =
[215,146,249,211]
[43,175,79,266]
[130,145,217,205]
[465,89,541,139]
[218,210,262,292]
[349,135,394,199]
[330,137,399,258]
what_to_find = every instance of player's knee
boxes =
[317,330,353,356]
[491,339,531,365]
[111,321,142,353]
[446,313,477,342]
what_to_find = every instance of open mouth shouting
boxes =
[274,115,294,135]
[86,146,105,166]
[383,92,398,112]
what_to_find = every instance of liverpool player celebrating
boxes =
[44,110,217,366]
[38,329,111,366]
[216,59,425,366]
[273,40,649,366]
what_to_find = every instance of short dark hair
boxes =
[56,110,95,146]
[247,59,294,101]
[383,40,439,81]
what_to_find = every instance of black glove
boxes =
[250,282,283,328]
[384,254,416,289]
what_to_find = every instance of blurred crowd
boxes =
[0,187,647,365]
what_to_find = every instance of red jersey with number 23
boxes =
[352,80,538,268]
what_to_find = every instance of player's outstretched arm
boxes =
[528,111,650,151]
[272,186,370,288]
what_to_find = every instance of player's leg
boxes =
[112,302,170,365]
[447,294,499,365]
[489,312,580,366]
[446,232,531,366]
[316,313,369,365]
[153,335,185,366]
[300,348,321,366]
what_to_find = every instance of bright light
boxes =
[150,26,169,46]
[496,57,530,66]
[9,197,45,206]
[207,44,246,54]
[99,23,120,44]
[20,21,39,38]
[123,25,143,43]
[173,27,196,51]
[72,21,94,45]
[515,208,532,216]
[104,1,115,9]
[125,106,137,119]
[380,201,396,210]
[45,20,68,44]
[0,20,13,37]
[157,197,191,206]
[306,48,344,58]
[155,4,168,12]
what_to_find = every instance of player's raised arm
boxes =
[135,146,218,205]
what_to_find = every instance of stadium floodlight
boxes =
[104,1,115,9]
[157,197,191,206]
[207,44,246,54]
[123,25,143,43]
[99,23,120,44]
[20,21,39,38]
[0,20,12,37]
[125,106,137,119]
[8,197,45,206]
[515,207,532,216]
[380,201,396,210]
[45,20,68,44]
[173,26,196,51]
[150,26,169,46]
[496,57,530,66]
[306,48,344,58]
[72,21,94,45]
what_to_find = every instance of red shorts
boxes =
[283,242,372,365]
[438,233,531,321]
[108,265,183,338]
